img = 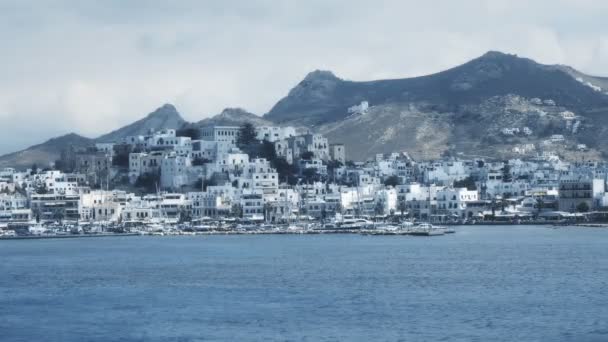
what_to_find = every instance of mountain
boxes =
[266,52,608,126]
[96,103,186,143]
[0,105,272,169]
[0,133,93,170]
[266,51,608,160]
[0,104,186,169]
[194,108,272,127]
[3,51,608,167]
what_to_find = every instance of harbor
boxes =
[0,219,454,239]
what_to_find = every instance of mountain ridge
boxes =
[0,133,94,169]
[265,51,608,127]
[96,103,187,143]
[2,51,608,167]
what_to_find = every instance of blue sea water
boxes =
[1,225,608,342]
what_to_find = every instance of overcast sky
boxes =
[1,0,607,154]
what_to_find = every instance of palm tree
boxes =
[263,202,272,222]
[398,201,407,219]
[535,197,544,217]
[231,203,243,218]
[374,199,385,217]
[490,198,498,221]
[500,198,509,212]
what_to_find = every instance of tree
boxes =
[502,162,512,182]
[192,157,211,166]
[53,210,64,224]
[398,201,407,218]
[383,175,400,187]
[490,198,498,220]
[576,202,590,213]
[300,151,314,160]
[54,159,66,172]
[272,157,297,185]
[112,144,132,168]
[237,122,257,148]
[500,198,509,212]
[30,163,38,175]
[203,172,228,191]
[194,178,204,190]
[263,202,273,222]
[179,207,192,223]
[231,203,243,218]
[335,202,343,215]
[454,176,477,190]
[135,171,161,193]
[176,127,201,140]
[35,182,49,195]
[302,168,317,184]
[535,197,544,217]
[321,207,327,222]
[259,140,277,161]
[374,200,385,216]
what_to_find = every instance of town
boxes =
[1,122,607,238]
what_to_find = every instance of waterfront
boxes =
[1,225,608,342]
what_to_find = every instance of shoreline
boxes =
[4,224,608,241]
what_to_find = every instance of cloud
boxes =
[0,0,607,154]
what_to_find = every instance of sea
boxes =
[1,225,607,342]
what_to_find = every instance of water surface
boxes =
[1,226,607,341]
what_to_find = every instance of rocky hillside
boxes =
[96,104,186,143]
[0,105,271,169]
[0,133,93,169]
[266,51,608,160]
[2,51,608,167]
[193,107,272,127]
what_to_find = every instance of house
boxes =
[79,190,123,222]
[274,133,329,164]
[558,176,605,212]
[436,188,479,219]
[160,154,194,190]
[255,126,296,142]
[200,126,240,145]
[329,144,346,164]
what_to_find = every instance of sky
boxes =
[1,0,608,154]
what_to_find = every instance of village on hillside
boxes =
[1,122,608,237]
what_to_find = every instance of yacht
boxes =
[339,218,373,229]
[410,223,446,236]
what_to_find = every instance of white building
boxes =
[274,133,329,164]
[79,190,123,222]
[160,154,194,190]
[201,126,240,145]
[436,188,479,219]
[255,126,296,142]
[329,144,346,164]
[375,188,398,215]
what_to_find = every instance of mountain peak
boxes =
[219,107,251,116]
[42,132,92,148]
[479,50,514,59]
[147,103,182,120]
[96,104,186,142]
[303,70,340,82]
[471,51,535,67]
[196,108,270,127]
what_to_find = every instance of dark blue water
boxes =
[1,226,608,342]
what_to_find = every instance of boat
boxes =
[443,227,456,234]
[339,218,373,229]
[409,223,446,236]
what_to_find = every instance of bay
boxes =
[1,226,607,342]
